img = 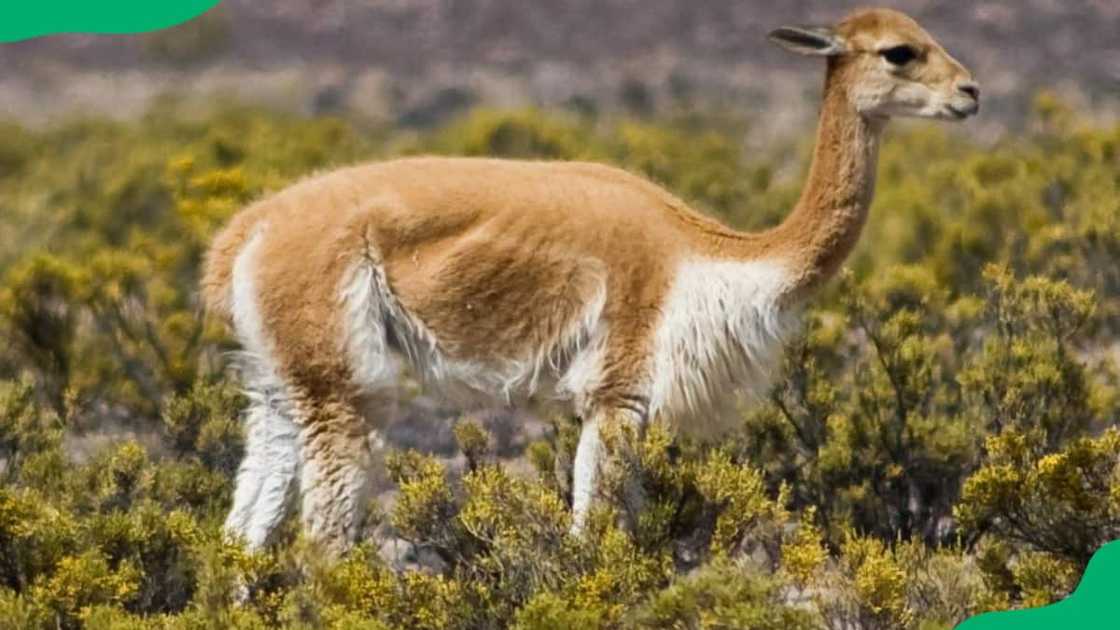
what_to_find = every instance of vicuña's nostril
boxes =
[958,82,980,101]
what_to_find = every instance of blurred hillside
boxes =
[2,0,1118,133]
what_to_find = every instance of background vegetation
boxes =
[1,96,1118,629]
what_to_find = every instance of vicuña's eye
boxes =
[880,45,918,66]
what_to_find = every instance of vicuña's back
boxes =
[205,7,979,553]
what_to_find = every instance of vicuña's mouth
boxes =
[945,102,979,120]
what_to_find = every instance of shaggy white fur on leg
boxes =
[570,417,602,534]
[224,229,303,549]
[223,399,299,606]
[223,394,300,549]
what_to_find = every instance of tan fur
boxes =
[204,8,978,550]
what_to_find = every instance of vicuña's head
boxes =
[769,7,979,122]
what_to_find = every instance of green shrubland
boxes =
[1,95,1119,628]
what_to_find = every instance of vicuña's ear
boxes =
[768,25,846,57]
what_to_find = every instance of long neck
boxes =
[766,70,885,300]
[662,66,885,299]
[688,68,883,302]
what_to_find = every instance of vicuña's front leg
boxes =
[570,400,648,534]
[570,413,603,534]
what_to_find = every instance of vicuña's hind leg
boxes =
[224,384,301,549]
[296,393,372,555]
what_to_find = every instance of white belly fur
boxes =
[340,256,797,434]
[339,257,609,409]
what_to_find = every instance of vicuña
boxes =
[203,7,979,553]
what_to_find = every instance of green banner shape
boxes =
[1,0,221,43]
[958,540,1120,629]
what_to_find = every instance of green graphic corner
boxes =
[1,1,222,43]
[958,540,1120,629]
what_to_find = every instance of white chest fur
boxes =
[649,258,799,438]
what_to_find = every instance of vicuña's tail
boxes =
[200,203,268,325]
